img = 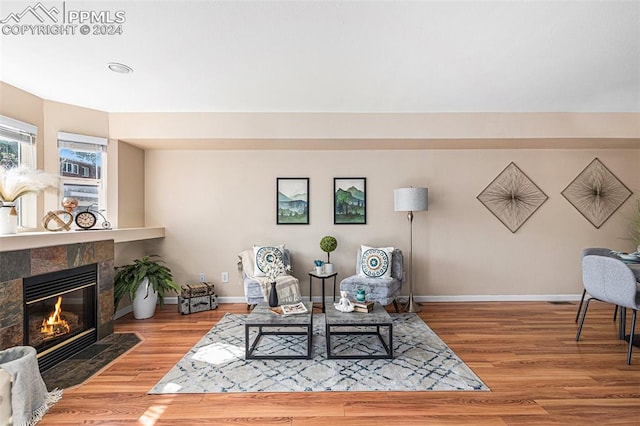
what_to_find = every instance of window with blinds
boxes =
[0,115,38,227]
[57,132,108,213]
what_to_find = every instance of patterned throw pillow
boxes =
[252,245,285,277]
[359,245,394,279]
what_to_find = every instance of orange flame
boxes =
[40,296,70,337]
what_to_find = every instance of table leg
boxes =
[624,334,640,348]
[245,324,249,358]
[308,315,313,359]
[326,323,331,358]
[325,324,393,359]
[332,275,336,302]
[309,275,313,306]
[321,278,326,313]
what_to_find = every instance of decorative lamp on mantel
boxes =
[394,187,428,313]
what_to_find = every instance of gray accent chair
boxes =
[339,248,404,312]
[575,248,618,323]
[238,248,294,310]
[577,255,640,364]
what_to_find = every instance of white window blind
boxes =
[57,132,108,215]
[0,115,37,168]
[0,115,38,228]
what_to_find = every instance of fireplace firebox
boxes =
[23,264,98,371]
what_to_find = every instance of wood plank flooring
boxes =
[40,301,640,425]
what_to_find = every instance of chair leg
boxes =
[613,305,618,322]
[575,289,586,323]
[576,298,592,341]
[247,304,254,311]
[619,307,626,339]
[392,299,400,313]
[627,310,637,365]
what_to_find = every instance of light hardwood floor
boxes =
[40,301,640,425]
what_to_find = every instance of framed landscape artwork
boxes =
[277,178,309,225]
[334,177,366,224]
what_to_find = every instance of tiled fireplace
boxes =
[0,240,114,370]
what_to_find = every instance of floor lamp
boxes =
[394,187,428,313]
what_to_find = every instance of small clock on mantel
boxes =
[75,210,98,229]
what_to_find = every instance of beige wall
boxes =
[0,82,144,230]
[0,83,145,273]
[109,112,640,142]
[0,83,45,168]
[143,148,640,300]
[116,141,145,228]
[5,80,640,300]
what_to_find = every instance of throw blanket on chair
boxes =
[0,346,62,426]
[254,275,302,304]
[239,250,302,304]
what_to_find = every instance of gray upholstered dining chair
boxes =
[575,248,619,323]
[339,247,404,312]
[576,255,640,364]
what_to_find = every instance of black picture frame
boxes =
[334,177,366,225]
[276,178,309,225]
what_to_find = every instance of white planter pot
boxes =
[324,263,334,274]
[132,277,158,319]
[0,204,18,235]
[315,266,324,274]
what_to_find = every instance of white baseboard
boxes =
[156,294,582,306]
[412,294,582,302]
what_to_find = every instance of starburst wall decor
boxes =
[477,162,548,233]
[561,158,632,229]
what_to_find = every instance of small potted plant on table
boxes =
[114,255,181,319]
[320,236,338,274]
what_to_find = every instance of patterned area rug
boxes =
[149,313,488,393]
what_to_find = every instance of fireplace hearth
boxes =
[23,264,98,371]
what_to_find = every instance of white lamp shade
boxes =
[394,187,428,212]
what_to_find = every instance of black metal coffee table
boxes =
[325,302,393,359]
[245,302,313,360]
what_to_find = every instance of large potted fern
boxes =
[114,255,181,319]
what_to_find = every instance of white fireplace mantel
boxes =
[0,227,165,252]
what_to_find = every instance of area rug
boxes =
[150,313,488,393]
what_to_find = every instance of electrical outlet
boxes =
[221,272,229,283]
[199,273,205,282]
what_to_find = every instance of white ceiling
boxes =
[1,0,639,113]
